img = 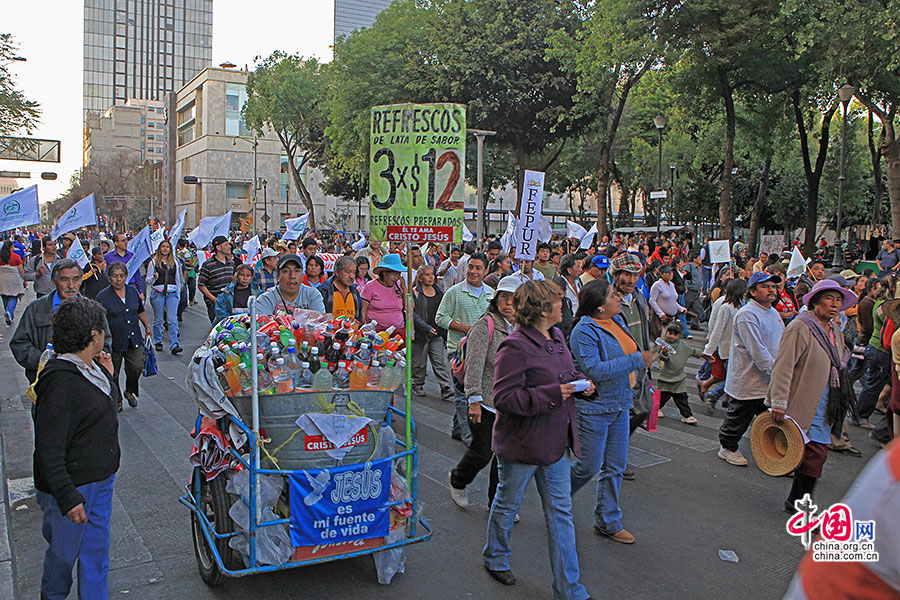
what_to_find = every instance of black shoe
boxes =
[117,401,123,413]
[3,313,10,326]
[171,346,183,355]
[451,431,462,441]
[485,566,516,586]
[622,467,635,481]
[155,343,163,352]
[126,394,138,408]
[178,315,183,323]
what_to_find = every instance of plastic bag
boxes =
[226,467,291,566]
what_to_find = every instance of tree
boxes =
[245,52,327,230]
[0,33,39,136]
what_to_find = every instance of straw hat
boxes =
[882,298,900,324]
[750,412,805,477]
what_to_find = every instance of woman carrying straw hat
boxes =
[766,279,857,513]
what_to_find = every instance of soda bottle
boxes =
[311,361,333,390]
[325,342,342,369]
[279,325,294,349]
[308,347,320,372]
[382,361,397,390]
[283,346,302,378]
[349,362,367,390]
[367,360,383,388]
[237,343,251,367]
[356,342,372,364]
[231,322,250,342]
[334,361,350,389]
[377,326,396,344]
[257,363,275,395]
[38,344,55,371]
[220,343,240,365]
[273,358,293,393]
[301,327,317,348]
[295,361,312,389]
[238,362,253,395]
[268,348,282,375]
[215,366,235,396]
[342,342,356,363]
[222,361,241,395]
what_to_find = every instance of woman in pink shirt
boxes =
[361,254,406,337]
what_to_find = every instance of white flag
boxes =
[500,212,517,254]
[351,231,367,252]
[283,213,310,241]
[187,211,233,249]
[66,237,89,269]
[168,209,187,243]
[566,220,588,241]
[0,185,41,232]
[786,246,809,279]
[580,223,598,250]
[51,194,97,241]
[462,222,474,242]
[149,227,166,252]
[124,226,153,281]
[538,215,552,243]
[244,235,261,265]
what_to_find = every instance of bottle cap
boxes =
[301,361,309,368]
[372,360,380,367]
[216,366,224,372]
[276,358,284,364]
[338,361,346,368]
[311,347,319,354]
[320,361,328,368]
[332,343,340,350]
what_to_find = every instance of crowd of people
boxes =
[7,222,900,599]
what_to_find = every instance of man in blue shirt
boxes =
[876,240,899,276]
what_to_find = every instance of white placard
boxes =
[708,240,731,264]
[513,170,545,260]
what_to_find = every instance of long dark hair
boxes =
[575,278,612,320]
[724,278,747,308]
[0,241,11,265]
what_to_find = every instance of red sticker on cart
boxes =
[303,429,369,451]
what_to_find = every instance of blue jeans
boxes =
[709,381,726,401]
[450,368,471,445]
[150,289,179,348]
[856,346,891,419]
[36,474,115,600]
[570,407,629,534]
[1,294,18,320]
[701,266,713,294]
[483,455,588,600]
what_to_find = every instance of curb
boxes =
[0,422,18,600]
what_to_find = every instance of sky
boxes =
[1,1,335,204]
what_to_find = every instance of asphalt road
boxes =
[0,290,885,600]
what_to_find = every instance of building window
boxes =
[148,122,154,128]
[225,83,250,137]
[225,182,250,210]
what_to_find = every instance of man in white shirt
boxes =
[507,259,545,285]
[437,246,461,288]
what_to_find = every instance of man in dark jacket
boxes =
[11,260,112,383]
[319,256,363,322]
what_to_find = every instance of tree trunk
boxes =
[748,153,772,255]
[718,68,736,241]
[792,91,837,256]
[596,144,610,240]
[287,152,315,231]
[869,109,885,226]
[884,131,900,240]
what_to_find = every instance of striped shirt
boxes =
[197,257,234,297]
[435,280,494,353]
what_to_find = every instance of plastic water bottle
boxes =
[295,361,312,390]
[334,361,350,389]
[311,361,333,390]
[349,362,367,390]
[381,361,396,390]
[356,342,372,363]
[283,346,302,379]
[367,360,382,388]
[267,348,282,376]
[38,344,55,371]
[230,322,250,342]
[256,364,275,395]
[273,358,293,393]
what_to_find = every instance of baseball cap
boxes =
[277,253,303,270]
[496,275,523,295]
[591,255,610,270]
[260,247,279,259]
[211,235,229,248]
[611,253,642,274]
[747,271,782,288]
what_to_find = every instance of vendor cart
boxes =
[180,296,432,585]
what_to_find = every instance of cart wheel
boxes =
[191,473,236,586]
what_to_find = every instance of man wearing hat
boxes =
[197,236,236,323]
[718,271,786,466]
[57,233,76,259]
[579,254,609,287]
[253,247,279,291]
[611,252,653,479]
[255,253,326,315]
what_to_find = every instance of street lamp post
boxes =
[653,114,667,240]
[669,162,676,224]
[835,84,855,268]
[260,178,268,233]
[233,135,259,236]
[468,129,496,248]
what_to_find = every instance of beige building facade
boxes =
[84,98,166,166]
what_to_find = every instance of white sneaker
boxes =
[657,409,665,418]
[449,471,469,508]
[681,416,698,425]
[717,447,749,466]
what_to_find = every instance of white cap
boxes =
[276,358,284,364]
[338,361,346,368]
[301,361,309,368]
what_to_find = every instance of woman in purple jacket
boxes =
[482,280,596,600]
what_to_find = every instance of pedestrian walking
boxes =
[96,262,150,410]
[254,253,326,314]
[767,280,857,511]
[717,271,785,466]
[0,240,26,325]
[197,236,236,323]
[483,280,595,599]
[649,264,686,339]
[448,275,520,509]
[80,248,109,300]
[24,237,60,299]
[701,278,747,409]
[656,321,702,424]
[177,238,199,305]
[214,264,259,322]
[410,265,453,401]
[34,297,119,600]
[569,279,655,544]
[145,239,183,355]
[104,233,144,299]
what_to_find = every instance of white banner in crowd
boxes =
[351,231,367,252]
[566,220,587,241]
[500,212,516,254]
[461,222,474,242]
[51,194,97,241]
[787,246,809,279]
[708,240,731,264]
[282,213,310,241]
[244,235,261,265]
[168,209,187,242]
[0,185,41,232]
[128,224,150,255]
[580,223,598,250]
[66,237,89,269]
[149,227,166,252]
[187,211,233,249]
[513,170,545,260]
[125,225,153,281]
[759,234,783,256]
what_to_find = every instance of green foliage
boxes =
[0,33,40,136]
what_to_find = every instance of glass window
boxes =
[225,83,250,137]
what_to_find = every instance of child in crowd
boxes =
[656,322,702,424]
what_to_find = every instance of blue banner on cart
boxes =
[288,457,391,547]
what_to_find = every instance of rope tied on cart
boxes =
[255,393,381,470]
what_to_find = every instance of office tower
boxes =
[83,0,213,119]
[333,0,393,43]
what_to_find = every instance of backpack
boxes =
[449,315,494,382]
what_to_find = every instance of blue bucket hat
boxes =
[373,253,407,274]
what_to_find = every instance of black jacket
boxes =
[318,276,363,322]
[553,275,576,338]
[33,358,120,514]
[413,284,447,340]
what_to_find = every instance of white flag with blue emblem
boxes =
[351,231,367,252]
[51,194,97,241]
[168,209,187,243]
[0,185,40,232]
[566,220,587,241]
[149,227,166,252]
[244,235,261,265]
[282,213,310,241]
[125,226,153,279]
[579,223,598,250]
[65,236,89,269]
[187,211,233,249]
